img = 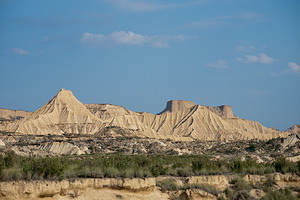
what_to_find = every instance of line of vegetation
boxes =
[223,176,299,200]
[157,177,299,200]
[0,151,299,181]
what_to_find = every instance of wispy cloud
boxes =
[287,62,300,73]
[206,60,228,69]
[41,35,70,44]
[101,0,211,12]
[101,0,171,12]
[13,48,30,55]
[235,45,255,53]
[218,12,262,20]
[184,12,262,28]
[81,31,186,48]
[237,53,275,64]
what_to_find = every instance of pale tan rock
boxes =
[285,124,300,135]
[38,142,86,155]
[5,89,103,135]
[158,100,196,114]
[185,188,217,200]
[86,104,134,121]
[243,174,267,183]
[206,105,237,119]
[1,175,299,200]
[0,178,162,200]
[185,175,230,190]
[2,89,289,141]
[282,134,300,148]
[0,139,5,147]
[250,189,265,199]
[287,155,300,162]
[0,108,32,120]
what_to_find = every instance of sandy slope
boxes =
[3,89,289,141]
[0,108,32,120]
[5,89,103,135]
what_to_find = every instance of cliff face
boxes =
[205,105,236,119]
[0,178,164,200]
[0,174,299,200]
[2,89,289,141]
[158,100,196,114]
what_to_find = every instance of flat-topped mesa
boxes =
[216,105,236,118]
[205,105,237,119]
[159,100,195,114]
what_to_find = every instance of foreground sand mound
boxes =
[2,89,289,141]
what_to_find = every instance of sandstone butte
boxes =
[1,88,289,141]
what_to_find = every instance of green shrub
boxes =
[261,188,297,200]
[273,157,298,174]
[120,168,135,178]
[104,167,119,178]
[192,184,219,196]
[156,179,178,191]
[261,177,276,192]
[230,177,251,191]
[0,152,298,181]
[176,167,192,177]
[1,167,22,181]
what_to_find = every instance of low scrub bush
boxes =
[0,152,299,181]
[261,188,297,200]
[156,179,179,191]
[104,167,120,178]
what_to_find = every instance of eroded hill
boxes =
[0,89,290,141]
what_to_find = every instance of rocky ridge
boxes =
[286,124,300,135]
[1,133,299,161]
[0,89,290,141]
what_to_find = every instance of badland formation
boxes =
[0,88,293,140]
[0,89,299,200]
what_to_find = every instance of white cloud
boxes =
[82,32,106,44]
[287,62,300,73]
[206,60,228,69]
[81,31,186,48]
[13,48,30,55]
[110,31,145,45]
[237,53,275,64]
[235,45,255,53]
[151,41,169,48]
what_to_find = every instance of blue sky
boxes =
[0,0,299,130]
